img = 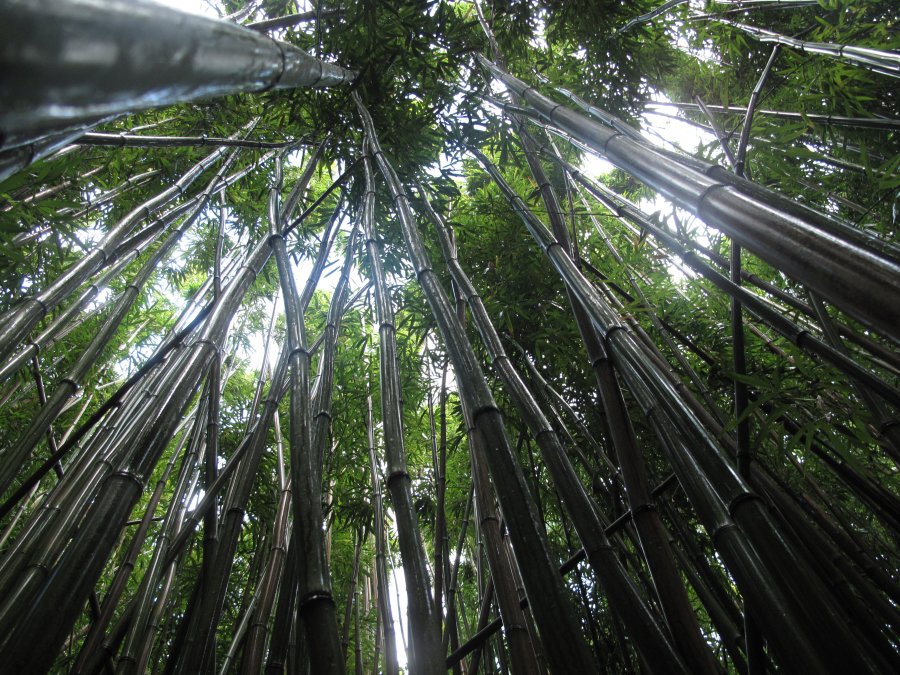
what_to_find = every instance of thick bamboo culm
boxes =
[476,56,900,344]
[0,0,353,182]
[359,151,444,673]
[0,0,355,151]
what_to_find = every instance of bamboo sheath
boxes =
[477,57,900,344]
[0,0,355,155]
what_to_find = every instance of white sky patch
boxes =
[152,0,219,18]
[386,509,412,670]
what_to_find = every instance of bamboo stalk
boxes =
[471,145,888,673]
[706,17,900,78]
[421,184,695,674]
[516,126,719,675]
[356,92,597,674]
[247,9,343,32]
[730,44,781,675]
[0,149,242,496]
[0,0,355,154]
[358,151,443,673]
[0,141,233,365]
[644,101,900,132]
[366,381,400,675]
[75,131,295,149]
[617,0,690,34]
[476,58,900,343]
[544,152,900,408]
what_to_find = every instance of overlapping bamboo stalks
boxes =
[0,2,896,674]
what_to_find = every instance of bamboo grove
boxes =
[0,0,898,672]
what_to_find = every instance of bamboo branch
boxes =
[75,131,296,149]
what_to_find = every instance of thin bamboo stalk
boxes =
[239,474,293,673]
[72,419,192,673]
[264,159,354,675]
[358,152,443,673]
[341,531,364,665]
[0,303,212,522]
[247,9,343,32]
[366,375,400,675]
[644,101,900,132]
[730,45,782,675]
[706,17,900,78]
[272,158,343,674]
[447,474,680,669]
[617,0,690,34]
[75,132,295,149]
[0,141,232,365]
[355,93,596,673]
[1,166,103,212]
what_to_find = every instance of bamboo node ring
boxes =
[261,39,288,93]
[112,470,143,490]
[287,346,311,359]
[727,491,758,516]
[194,338,220,356]
[694,181,729,213]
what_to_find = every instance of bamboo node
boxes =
[694,181,729,214]
[111,470,143,490]
[727,491,759,517]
